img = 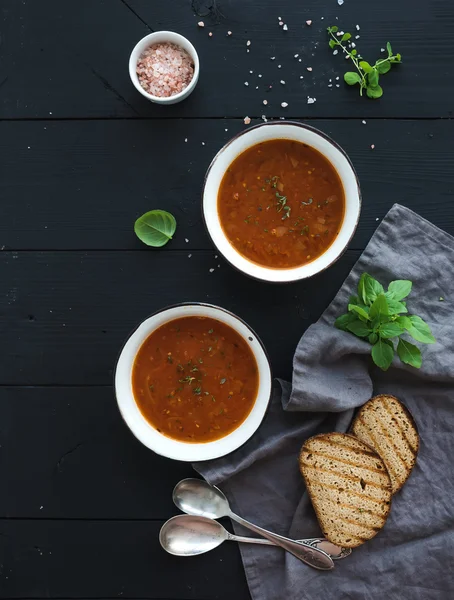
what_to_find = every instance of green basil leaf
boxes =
[334,313,357,331]
[376,60,391,74]
[329,39,337,49]
[387,299,408,315]
[386,42,393,55]
[371,338,394,371]
[406,315,436,344]
[396,315,412,329]
[359,61,374,73]
[369,294,389,320]
[367,70,379,87]
[341,33,352,42]
[387,280,412,301]
[397,339,422,368]
[346,320,372,338]
[366,84,383,99]
[349,295,359,305]
[328,26,339,33]
[378,322,404,339]
[368,332,378,344]
[134,210,177,247]
[348,304,370,321]
[359,273,384,305]
[344,72,361,86]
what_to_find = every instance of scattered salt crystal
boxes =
[244,82,249,86]
[328,84,333,87]
[335,76,340,80]
[381,48,385,52]
[356,24,360,30]
[263,99,268,105]
[281,102,288,108]
[375,218,379,221]
[351,42,356,48]
[201,142,205,145]
[188,254,192,258]
[333,49,338,55]
[306,20,312,26]
[336,84,340,87]
[355,35,360,39]
[278,64,282,68]
[298,58,302,62]
[307,96,316,104]
[362,120,367,124]
[246,40,251,46]
[208,32,213,37]
[307,67,313,71]
[225,128,228,131]
[279,21,284,26]
[283,24,288,31]
[49,112,52,115]
[261,114,268,122]
[209,268,215,273]
[198,21,205,27]
[329,78,332,82]
[338,0,344,5]
[270,56,276,60]
[299,75,304,79]
[371,144,375,150]
[280,80,285,85]
[27,146,31,149]
[244,116,251,125]
[184,138,188,142]
[227,31,232,36]
[185,238,189,243]
[278,16,281,20]
[249,70,253,74]
[258,74,262,78]
[40,506,43,510]
[294,54,299,58]
[218,264,221,268]
[256,86,259,89]
[215,255,218,258]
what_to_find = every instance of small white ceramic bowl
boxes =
[203,121,361,283]
[129,31,199,105]
[115,303,272,462]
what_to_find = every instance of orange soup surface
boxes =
[132,316,259,443]
[218,139,345,268]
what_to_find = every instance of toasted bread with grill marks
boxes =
[299,433,392,548]
[351,394,419,494]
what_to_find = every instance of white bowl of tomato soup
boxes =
[203,121,361,283]
[115,303,272,462]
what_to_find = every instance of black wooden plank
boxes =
[1,118,453,251]
[1,0,453,118]
[0,249,359,385]
[0,519,250,599]
[0,387,195,520]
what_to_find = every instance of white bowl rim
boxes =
[114,302,273,462]
[128,31,200,103]
[202,120,362,283]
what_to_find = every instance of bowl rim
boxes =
[202,120,362,284]
[114,302,273,462]
[128,30,200,103]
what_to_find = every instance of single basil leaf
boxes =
[359,61,374,73]
[397,339,422,368]
[328,26,339,33]
[335,313,357,331]
[329,39,336,49]
[134,210,177,247]
[369,294,389,320]
[378,322,404,339]
[360,273,384,305]
[348,295,359,305]
[346,320,372,338]
[386,42,393,55]
[368,332,378,344]
[366,84,383,99]
[396,315,412,329]
[406,315,436,344]
[376,60,391,74]
[348,304,370,321]
[368,70,379,87]
[371,338,394,371]
[387,299,408,315]
[387,280,412,301]
[344,72,361,86]
[351,49,357,56]
[341,33,352,42]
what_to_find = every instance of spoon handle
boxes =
[229,512,334,570]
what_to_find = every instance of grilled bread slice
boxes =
[351,394,419,494]
[299,433,392,548]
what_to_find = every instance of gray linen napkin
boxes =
[194,204,454,600]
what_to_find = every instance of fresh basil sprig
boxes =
[134,210,176,247]
[335,273,435,371]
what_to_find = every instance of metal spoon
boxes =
[160,514,351,560]
[172,478,335,570]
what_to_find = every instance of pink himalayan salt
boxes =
[244,116,251,125]
[136,42,194,98]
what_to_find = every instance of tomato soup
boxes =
[218,139,345,269]
[132,316,259,443]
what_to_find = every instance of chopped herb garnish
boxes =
[198,358,203,364]
[208,346,212,352]
[301,198,313,206]
[193,386,202,395]
[176,363,184,372]
[179,376,196,385]
[301,225,310,235]
[208,329,213,334]
[191,366,199,373]
[204,391,210,395]
[167,355,173,364]
[149,384,154,391]
[220,378,227,385]
[264,229,268,233]
[212,396,216,402]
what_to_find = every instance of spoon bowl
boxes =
[160,515,227,556]
[173,478,229,520]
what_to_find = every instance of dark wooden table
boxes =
[1,0,453,598]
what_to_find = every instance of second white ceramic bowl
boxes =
[203,121,361,283]
[129,31,199,104]
[115,303,272,462]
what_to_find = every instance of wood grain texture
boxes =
[1,0,454,118]
[1,119,453,251]
[0,519,250,599]
[0,249,359,385]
